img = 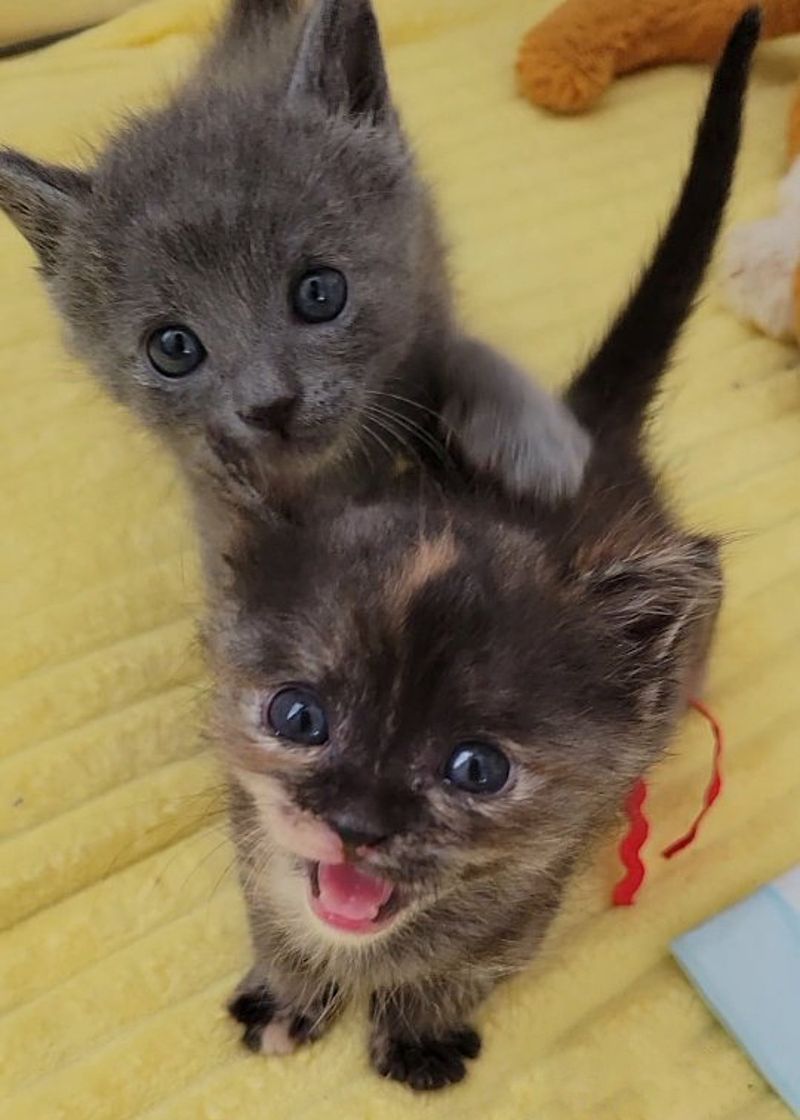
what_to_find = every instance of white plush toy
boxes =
[722,157,800,342]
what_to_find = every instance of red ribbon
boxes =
[612,698,725,907]
[612,778,650,907]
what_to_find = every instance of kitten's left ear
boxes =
[577,534,722,715]
[287,0,393,122]
[0,149,91,274]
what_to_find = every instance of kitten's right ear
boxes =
[287,0,393,122]
[0,149,91,274]
[223,0,298,39]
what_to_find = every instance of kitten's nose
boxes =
[237,395,298,436]
[325,812,388,850]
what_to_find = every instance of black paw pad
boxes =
[228,985,277,1051]
[228,986,277,1027]
[288,982,339,1043]
[288,1013,314,1042]
[241,1022,267,1052]
[376,1027,482,1091]
[449,1027,482,1060]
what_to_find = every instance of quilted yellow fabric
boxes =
[0,2,139,47]
[2,2,799,1117]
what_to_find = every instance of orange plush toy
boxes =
[517,0,800,114]
[518,0,800,343]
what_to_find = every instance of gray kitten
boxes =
[0,0,589,560]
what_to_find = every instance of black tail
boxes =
[566,9,760,440]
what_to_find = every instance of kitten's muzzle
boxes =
[237,394,298,439]
[323,810,389,852]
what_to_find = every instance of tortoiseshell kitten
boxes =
[204,15,758,1091]
[0,0,589,570]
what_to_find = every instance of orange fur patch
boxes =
[389,531,459,620]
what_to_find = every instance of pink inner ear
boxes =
[268,799,345,865]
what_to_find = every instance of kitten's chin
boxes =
[306,861,404,938]
[257,433,337,473]
[198,422,348,499]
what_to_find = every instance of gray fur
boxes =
[0,0,589,531]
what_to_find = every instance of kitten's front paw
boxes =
[371,1026,481,1091]
[445,391,591,502]
[228,978,339,1055]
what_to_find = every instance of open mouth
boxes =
[308,861,402,935]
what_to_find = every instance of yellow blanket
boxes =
[2,2,799,1117]
[0,1,138,47]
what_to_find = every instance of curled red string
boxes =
[612,698,725,906]
[662,698,724,859]
[612,778,650,907]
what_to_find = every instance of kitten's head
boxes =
[208,494,720,943]
[0,0,446,491]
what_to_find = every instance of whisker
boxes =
[349,423,373,472]
[363,406,416,453]
[176,833,237,897]
[365,389,445,425]
[361,419,398,465]
[364,402,451,466]
[362,409,428,474]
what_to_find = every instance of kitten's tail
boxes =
[565,9,760,441]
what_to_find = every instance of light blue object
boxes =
[673,865,800,1117]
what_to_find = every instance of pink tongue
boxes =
[317,862,394,922]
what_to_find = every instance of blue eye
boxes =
[266,687,329,746]
[147,325,206,378]
[444,742,510,794]
[292,268,347,324]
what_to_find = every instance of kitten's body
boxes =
[205,15,757,1089]
[0,0,590,577]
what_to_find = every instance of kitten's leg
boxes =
[226,783,345,1055]
[229,963,342,1056]
[369,973,490,1091]
[441,334,591,502]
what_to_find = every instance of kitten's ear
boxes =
[577,535,722,714]
[222,0,297,40]
[287,0,393,122]
[0,149,91,274]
